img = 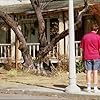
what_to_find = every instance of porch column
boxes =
[16,26,22,62]
[11,29,15,61]
[58,14,64,55]
[46,18,50,43]
[11,28,22,63]
[65,0,81,93]
[65,17,69,57]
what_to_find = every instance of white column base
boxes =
[65,84,81,93]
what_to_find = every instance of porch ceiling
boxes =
[0,0,99,14]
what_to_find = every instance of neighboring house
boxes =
[0,0,99,63]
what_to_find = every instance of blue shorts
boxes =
[84,59,100,70]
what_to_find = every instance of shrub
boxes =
[7,69,17,77]
[76,60,84,73]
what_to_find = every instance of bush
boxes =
[57,55,69,71]
[76,60,84,73]
[7,69,17,77]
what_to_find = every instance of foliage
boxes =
[58,56,85,73]
[76,60,84,73]
[7,69,17,77]
[57,55,69,71]
[89,4,100,17]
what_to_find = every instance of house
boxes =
[0,0,99,63]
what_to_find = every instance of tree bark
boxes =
[0,11,34,68]
[30,0,48,48]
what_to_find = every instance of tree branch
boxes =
[38,2,89,59]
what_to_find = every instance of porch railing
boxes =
[0,43,40,63]
[26,43,40,59]
[0,41,82,63]
[0,44,11,63]
[75,41,82,60]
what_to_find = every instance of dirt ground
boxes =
[0,67,100,89]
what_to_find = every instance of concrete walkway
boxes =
[0,83,100,100]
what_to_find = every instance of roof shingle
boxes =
[0,0,99,14]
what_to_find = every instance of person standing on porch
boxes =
[80,24,100,93]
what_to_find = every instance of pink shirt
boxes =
[80,32,100,60]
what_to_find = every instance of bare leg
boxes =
[93,70,99,92]
[93,70,98,85]
[86,70,92,84]
[86,70,92,92]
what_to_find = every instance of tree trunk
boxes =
[30,0,48,74]
[0,11,34,68]
[30,0,48,48]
